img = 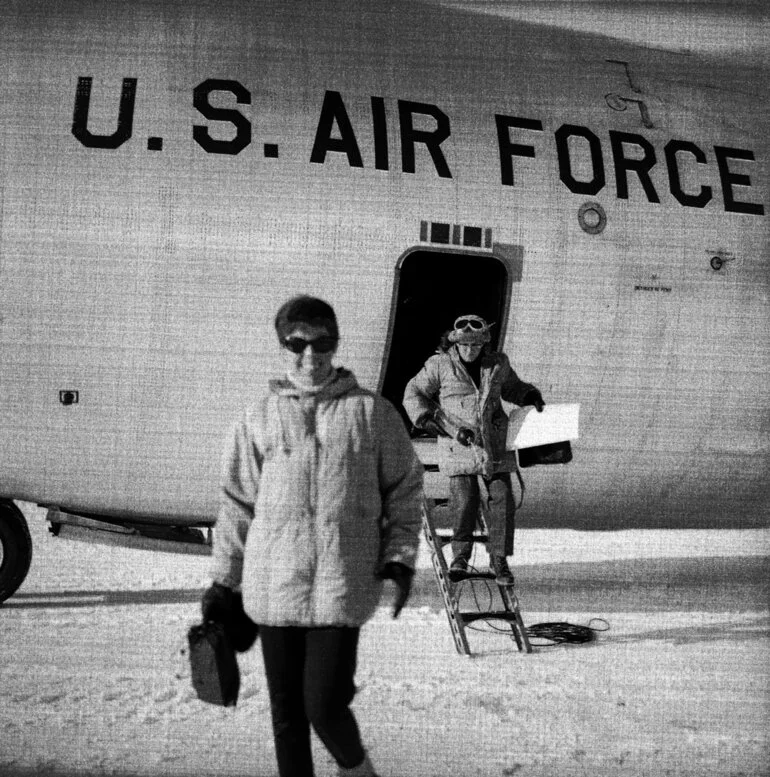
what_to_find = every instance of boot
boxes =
[449,541,472,581]
[490,555,514,586]
[448,554,469,581]
[338,752,379,777]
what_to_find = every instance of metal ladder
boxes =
[421,499,532,656]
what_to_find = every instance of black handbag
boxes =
[188,621,240,707]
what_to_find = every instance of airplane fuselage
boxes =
[1,0,768,536]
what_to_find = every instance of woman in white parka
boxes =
[203,296,423,777]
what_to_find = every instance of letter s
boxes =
[193,79,251,155]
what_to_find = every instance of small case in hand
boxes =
[187,621,240,707]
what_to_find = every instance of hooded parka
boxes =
[403,346,536,477]
[211,368,423,627]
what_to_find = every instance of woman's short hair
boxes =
[274,296,339,341]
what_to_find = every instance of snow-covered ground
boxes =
[1,503,768,777]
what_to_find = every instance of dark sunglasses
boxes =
[282,336,338,354]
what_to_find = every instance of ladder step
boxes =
[460,611,522,624]
[448,569,496,582]
[435,528,489,544]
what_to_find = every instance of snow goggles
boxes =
[453,315,489,332]
[282,335,338,354]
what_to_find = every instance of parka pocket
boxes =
[437,436,487,476]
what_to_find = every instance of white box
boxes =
[506,403,580,449]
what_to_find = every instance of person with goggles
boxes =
[403,314,544,585]
[205,295,423,777]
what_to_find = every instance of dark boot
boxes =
[490,555,514,586]
[448,555,469,581]
[449,541,472,581]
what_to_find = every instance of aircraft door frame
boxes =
[379,243,521,427]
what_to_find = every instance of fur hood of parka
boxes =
[402,347,537,477]
[210,368,424,627]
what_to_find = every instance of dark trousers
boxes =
[259,625,365,777]
[450,472,515,559]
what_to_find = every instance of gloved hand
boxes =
[201,582,234,623]
[455,427,475,446]
[416,413,449,438]
[201,582,259,652]
[523,389,545,412]
[377,562,414,619]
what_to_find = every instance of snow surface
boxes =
[1,503,768,777]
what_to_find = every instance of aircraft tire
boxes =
[0,501,33,604]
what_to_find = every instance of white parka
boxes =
[403,346,537,477]
[210,368,424,627]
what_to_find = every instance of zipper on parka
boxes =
[454,350,484,442]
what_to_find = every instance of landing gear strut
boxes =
[0,501,33,604]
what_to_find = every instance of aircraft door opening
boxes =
[380,249,511,432]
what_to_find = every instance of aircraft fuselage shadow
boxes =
[2,588,202,609]
[3,558,767,618]
[606,615,770,646]
[407,556,770,615]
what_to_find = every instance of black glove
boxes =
[523,389,545,412]
[416,413,449,438]
[455,427,475,446]
[201,582,233,623]
[377,562,414,619]
[201,583,259,652]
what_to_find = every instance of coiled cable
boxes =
[525,618,610,646]
[456,571,610,646]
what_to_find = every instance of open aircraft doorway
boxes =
[380,248,512,432]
